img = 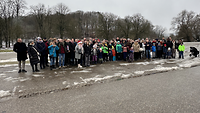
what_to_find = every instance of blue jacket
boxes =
[163,46,167,53]
[152,46,156,52]
[48,45,59,57]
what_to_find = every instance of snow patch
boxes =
[135,62,150,65]
[0,90,11,98]
[62,81,67,85]
[32,74,44,77]
[134,71,145,75]
[71,70,91,73]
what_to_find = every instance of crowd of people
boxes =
[13,37,185,73]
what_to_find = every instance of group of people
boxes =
[13,37,185,73]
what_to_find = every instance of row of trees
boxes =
[1,0,199,48]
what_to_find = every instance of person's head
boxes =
[29,40,34,45]
[50,42,54,45]
[17,38,22,43]
[164,44,167,47]
[153,43,155,46]
[100,48,102,52]
[43,38,47,41]
[131,47,133,50]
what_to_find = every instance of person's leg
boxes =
[22,61,27,72]
[62,54,65,66]
[18,61,21,73]
[146,50,148,59]
[59,54,62,67]
[88,55,90,66]
[31,64,35,72]
[35,63,39,72]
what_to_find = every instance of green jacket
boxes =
[116,44,122,53]
[101,46,108,53]
[178,45,185,51]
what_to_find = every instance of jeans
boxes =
[179,51,184,59]
[50,57,56,66]
[146,50,151,59]
[59,53,65,66]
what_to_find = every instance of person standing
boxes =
[75,41,84,68]
[116,41,122,60]
[83,41,91,67]
[13,38,28,73]
[58,39,67,68]
[36,37,46,69]
[43,38,49,66]
[133,41,140,61]
[28,41,40,72]
[178,43,185,59]
[48,42,59,70]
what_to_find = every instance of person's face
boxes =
[18,39,22,43]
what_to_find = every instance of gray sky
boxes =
[26,0,200,35]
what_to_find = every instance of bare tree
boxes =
[130,13,151,39]
[30,4,47,38]
[97,12,118,40]
[153,25,166,39]
[54,3,69,39]
[0,0,16,47]
[171,10,200,41]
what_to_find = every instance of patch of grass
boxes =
[0,49,13,52]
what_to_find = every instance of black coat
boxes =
[83,44,91,55]
[36,42,46,55]
[13,42,28,61]
[166,41,173,49]
[28,44,40,65]
[69,42,76,58]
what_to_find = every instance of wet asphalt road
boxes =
[0,66,200,113]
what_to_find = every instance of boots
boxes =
[31,65,35,72]
[78,64,82,68]
[35,64,40,72]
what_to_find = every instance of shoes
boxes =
[22,69,27,73]
[18,69,21,73]
[59,66,61,69]
[35,69,40,72]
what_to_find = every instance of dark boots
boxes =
[32,64,39,72]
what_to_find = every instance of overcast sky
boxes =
[26,0,200,35]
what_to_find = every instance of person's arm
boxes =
[13,43,17,52]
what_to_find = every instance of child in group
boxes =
[157,43,162,59]
[167,47,172,59]
[151,43,156,59]
[163,44,167,59]
[48,42,59,70]
[178,43,185,59]
[92,43,98,64]
[129,47,134,62]
[98,48,103,63]
[112,46,116,61]
[109,47,113,61]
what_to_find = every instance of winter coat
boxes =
[98,50,103,58]
[84,44,91,55]
[145,42,152,50]
[69,42,76,58]
[123,46,128,52]
[112,49,116,56]
[48,45,59,57]
[178,45,185,51]
[163,46,167,54]
[43,41,49,55]
[133,44,140,52]
[28,44,40,65]
[157,45,162,51]
[13,42,28,61]
[116,44,122,53]
[166,41,173,49]
[91,49,98,56]
[58,42,67,53]
[152,46,156,52]
[36,41,46,55]
[75,45,84,59]
[101,46,108,54]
